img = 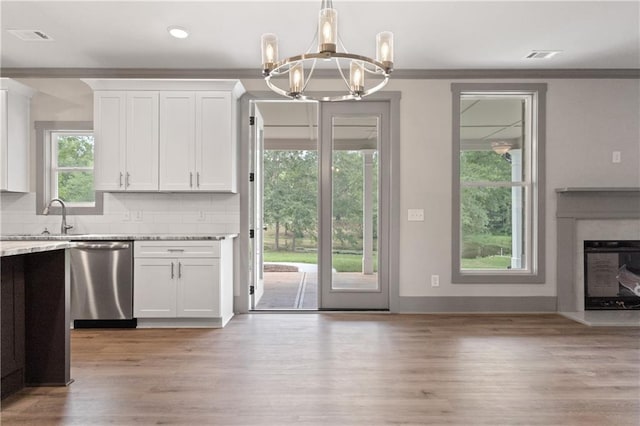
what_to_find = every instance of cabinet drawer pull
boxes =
[167,249,185,252]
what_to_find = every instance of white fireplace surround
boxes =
[556,188,640,326]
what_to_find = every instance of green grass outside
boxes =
[265,249,508,271]
[264,250,377,273]
[461,255,511,269]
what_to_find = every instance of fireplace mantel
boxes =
[556,188,640,312]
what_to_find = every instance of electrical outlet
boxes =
[198,211,206,222]
[123,211,131,221]
[408,209,425,222]
[431,275,440,287]
[612,151,622,163]
[134,210,143,222]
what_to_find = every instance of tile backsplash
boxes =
[0,192,240,236]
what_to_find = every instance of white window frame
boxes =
[451,83,546,284]
[36,121,104,216]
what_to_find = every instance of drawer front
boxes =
[134,240,220,258]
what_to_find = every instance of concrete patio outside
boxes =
[256,263,378,310]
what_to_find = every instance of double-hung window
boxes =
[451,83,546,283]
[36,121,103,215]
[50,131,95,205]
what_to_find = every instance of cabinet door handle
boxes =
[167,249,185,252]
[190,172,193,188]
[178,262,182,278]
[196,172,200,188]
[126,172,131,188]
[171,262,175,279]
[119,172,123,187]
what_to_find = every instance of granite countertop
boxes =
[0,241,74,257]
[1,234,239,242]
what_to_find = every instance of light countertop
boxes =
[0,241,74,257]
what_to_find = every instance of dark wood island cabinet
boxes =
[1,242,72,399]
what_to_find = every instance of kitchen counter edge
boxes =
[0,241,74,257]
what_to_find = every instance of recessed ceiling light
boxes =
[525,50,562,59]
[168,26,189,39]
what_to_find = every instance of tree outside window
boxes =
[51,132,95,206]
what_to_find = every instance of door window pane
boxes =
[331,116,379,291]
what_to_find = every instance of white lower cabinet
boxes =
[176,258,220,318]
[134,258,177,317]
[134,239,234,327]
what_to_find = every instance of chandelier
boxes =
[260,0,394,102]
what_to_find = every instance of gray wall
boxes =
[242,77,640,300]
[3,77,639,308]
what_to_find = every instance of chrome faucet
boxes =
[43,198,73,235]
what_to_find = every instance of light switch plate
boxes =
[408,209,425,221]
[612,151,621,163]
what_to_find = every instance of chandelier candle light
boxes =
[261,0,394,101]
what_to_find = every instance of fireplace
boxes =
[584,240,640,310]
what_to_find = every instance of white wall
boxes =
[2,77,639,302]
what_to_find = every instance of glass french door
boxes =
[248,100,390,311]
[319,101,390,310]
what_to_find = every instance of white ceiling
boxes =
[1,0,639,70]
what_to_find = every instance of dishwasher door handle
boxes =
[74,242,131,250]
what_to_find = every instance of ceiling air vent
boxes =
[525,50,561,59]
[7,29,54,41]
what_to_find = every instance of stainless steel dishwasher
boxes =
[70,241,136,328]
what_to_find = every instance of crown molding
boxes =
[1,67,639,80]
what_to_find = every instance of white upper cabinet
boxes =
[84,79,244,193]
[0,79,35,192]
[93,90,159,191]
[159,91,196,191]
[159,91,235,192]
[126,92,159,191]
[195,91,234,192]
[93,91,125,191]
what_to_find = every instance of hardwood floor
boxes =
[2,314,639,425]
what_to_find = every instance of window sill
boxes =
[452,271,545,284]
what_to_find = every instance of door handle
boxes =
[190,172,193,188]
[119,172,123,187]
[171,262,175,279]
[196,172,200,188]
[178,262,182,278]
[126,172,131,188]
